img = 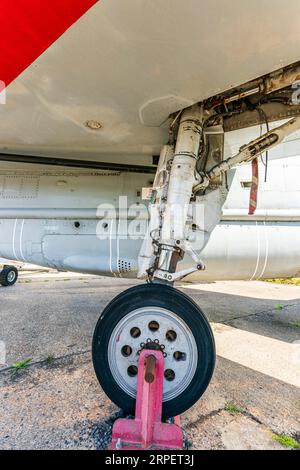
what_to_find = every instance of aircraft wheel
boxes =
[0,266,18,287]
[92,283,215,418]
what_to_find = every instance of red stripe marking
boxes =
[248,158,259,215]
[0,0,97,87]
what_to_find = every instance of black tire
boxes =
[0,266,18,287]
[92,283,215,418]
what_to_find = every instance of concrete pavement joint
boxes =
[221,301,300,324]
[186,408,225,429]
[0,349,91,376]
[185,405,299,448]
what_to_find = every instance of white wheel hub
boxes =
[7,270,16,283]
[108,306,198,401]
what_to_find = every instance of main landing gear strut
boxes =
[92,104,300,427]
[93,105,216,419]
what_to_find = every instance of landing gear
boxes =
[93,102,300,420]
[0,265,18,287]
[92,284,215,418]
[93,105,217,417]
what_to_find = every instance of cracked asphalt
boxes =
[0,271,299,450]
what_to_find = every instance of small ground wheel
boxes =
[92,283,215,418]
[0,266,18,287]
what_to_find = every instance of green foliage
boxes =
[225,402,244,415]
[45,356,55,365]
[11,358,32,374]
[265,278,300,286]
[272,433,299,449]
[274,303,283,310]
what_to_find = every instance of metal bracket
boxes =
[154,265,204,283]
[194,116,300,193]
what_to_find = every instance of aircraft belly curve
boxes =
[0,0,300,160]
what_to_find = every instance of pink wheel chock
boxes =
[110,349,183,450]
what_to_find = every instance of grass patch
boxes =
[274,303,283,310]
[225,402,244,415]
[45,355,55,365]
[290,320,300,328]
[11,358,32,374]
[272,433,299,449]
[265,278,300,286]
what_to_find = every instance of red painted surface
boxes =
[110,350,183,450]
[0,0,97,87]
[249,158,259,215]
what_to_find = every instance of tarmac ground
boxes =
[0,270,299,450]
